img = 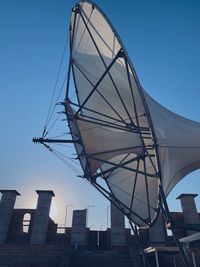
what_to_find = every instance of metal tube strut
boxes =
[32,137,80,144]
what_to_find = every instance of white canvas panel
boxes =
[145,93,200,196]
[68,1,175,227]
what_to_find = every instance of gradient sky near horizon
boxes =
[0,0,200,229]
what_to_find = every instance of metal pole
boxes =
[155,250,159,267]
[107,205,110,229]
[173,255,177,267]
[191,251,196,267]
[33,137,80,144]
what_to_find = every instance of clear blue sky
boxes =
[0,0,200,229]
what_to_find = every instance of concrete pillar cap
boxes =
[176,193,198,199]
[36,190,55,196]
[0,190,20,196]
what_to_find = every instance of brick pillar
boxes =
[110,203,126,247]
[149,213,166,245]
[0,190,20,244]
[176,193,200,235]
[71,209,87,248]
[30,190,55,244]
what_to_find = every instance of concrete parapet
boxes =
[110,203,126,247]
[0,244,67,266]
[149,213,166,244]
[0,190,20,244]
[30,190,55,244]
[177,193,200,235]
[71,209,87,247]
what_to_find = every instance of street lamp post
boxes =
[107,205,110,229]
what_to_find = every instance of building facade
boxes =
[0,189,199,267]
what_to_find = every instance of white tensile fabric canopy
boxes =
[66,1,200,227]
[145,93,200,196]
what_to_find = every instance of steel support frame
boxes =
[69,4,159,182]
[67,1,160,230]
[91,179,150,226]
[75,5,138,127]
[38,4,194,267]
[129,220,149,267]
[72,62,128,126]
[159,184,193,267]
[74,49,124,117]
[87,154,157,180]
